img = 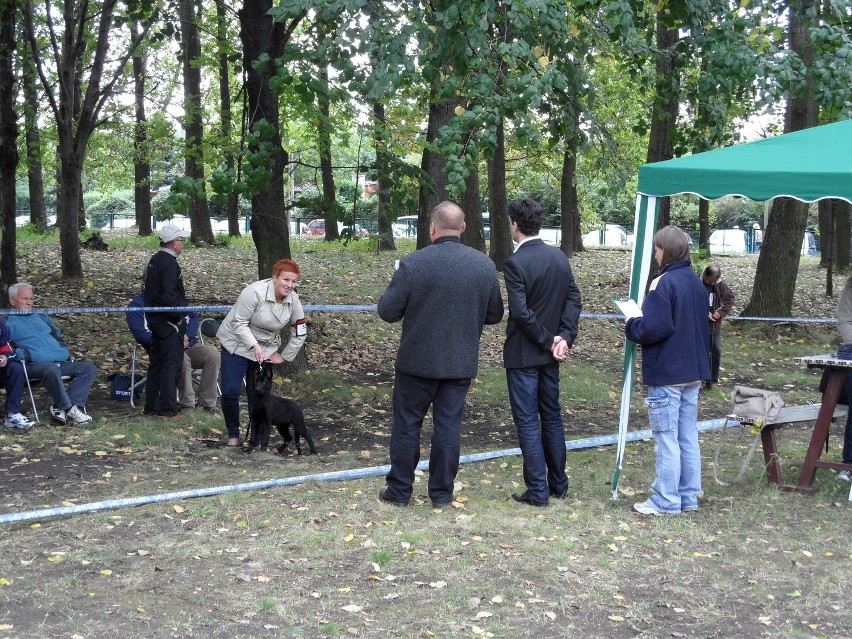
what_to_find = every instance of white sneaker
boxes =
[5,413,35,431]
[633,500,679,516]
[67,405,93,424]
[837,470,852,482]
[49,404,67,424]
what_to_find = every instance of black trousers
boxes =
[384,371,471,503]
[144,322,183,416]
[708,333,722,384]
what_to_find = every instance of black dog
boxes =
[247,364,316,455]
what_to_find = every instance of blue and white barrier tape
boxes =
[0,305,838,324]
[0,417,737,526]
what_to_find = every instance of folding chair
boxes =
[21,361,72,423]
[129,343,148,408]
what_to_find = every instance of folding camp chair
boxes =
[21,361,72,423]
[129,343,148,408]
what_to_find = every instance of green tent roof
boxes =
[638,119,852,204]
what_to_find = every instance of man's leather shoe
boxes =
[431,498,453,509]
[550,487,569,500]
[378,488,409,507]
[511,491,548,507]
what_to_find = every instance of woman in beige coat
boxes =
[217,259,307,446]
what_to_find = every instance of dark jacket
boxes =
[705,279,734,336]
[377,236,504,379]
[625,260,710,386]
[127,293,198,351]
[143,248,187,328]
[503,239,582,369]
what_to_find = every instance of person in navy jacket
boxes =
[126,293,220,414]
[625,226,710,516]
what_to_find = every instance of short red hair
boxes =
[273,258,300,278]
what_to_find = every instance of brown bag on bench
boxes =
[715,386,786,486]
[730,386,785,424]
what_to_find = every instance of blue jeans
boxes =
[385,372,470,504]
[26,360,97,411]
[646,383,702,513]
[220,348,256,439]
[506,364,568,503]
[0,360,27,414]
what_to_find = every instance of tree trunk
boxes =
[646,17,680,230]
[818,199,831,268]
[560,110,582,258]
[21,61,46,230]
[835,200,850,272]
[55,145,84,278]
[180,0,213,245]
[698,198,710,251]
[488,119,511,270]
[743,3,819,317]
[23,0,150,279]
[418,90,454,249]
[0,0,17,306]
[215,0,239,237]
[132,20,152,236]
[459,158,485,253]
[317,65,340,241]
[239,1,302,278]
[373,100,395,251]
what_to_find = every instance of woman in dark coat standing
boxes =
[624,226,710,515]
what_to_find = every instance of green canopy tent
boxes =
[612,119,852,497]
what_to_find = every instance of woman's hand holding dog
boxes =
[253,343,285,364]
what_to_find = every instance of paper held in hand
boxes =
[612,298,642,319]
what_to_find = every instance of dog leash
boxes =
[240,361,264,448]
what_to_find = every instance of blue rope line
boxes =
[0,305,838,324]
[0,417,739,525]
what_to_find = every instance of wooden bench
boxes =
[730,403,848,486]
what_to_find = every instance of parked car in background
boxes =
[709,228,749,254]
[392,215,418,238]
[305,219,325,235]
[582,223,632,247]
[304,219,369,238]
[340,223,369,238]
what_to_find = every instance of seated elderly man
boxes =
[0,320,35,431]
[126,292,221,414]
[6,282,96,424]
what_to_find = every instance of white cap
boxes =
[158,224,189,243]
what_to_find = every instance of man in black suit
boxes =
[377,201,504,508]
[503,198,582,507]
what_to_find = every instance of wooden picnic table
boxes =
[785,355,852,493]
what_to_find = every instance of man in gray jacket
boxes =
[377,201,504,508]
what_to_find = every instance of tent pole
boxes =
[612,195,661,498]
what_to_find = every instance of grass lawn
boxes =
[0,231,850,638]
